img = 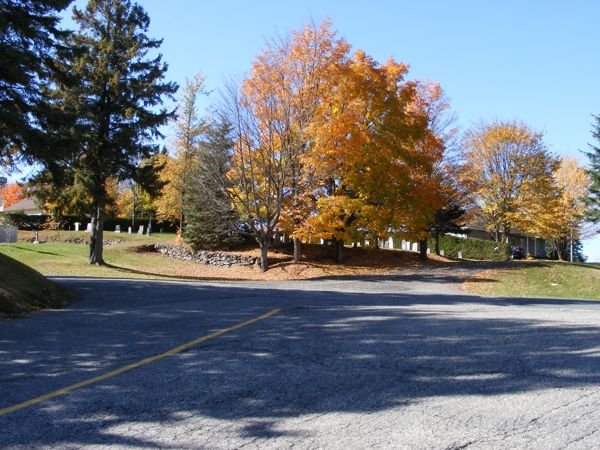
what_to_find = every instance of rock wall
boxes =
[154,243,259,268]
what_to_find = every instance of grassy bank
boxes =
[0,252,72,316]
[0,231,182,280]
[464,261,600,300]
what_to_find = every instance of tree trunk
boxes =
[260,244,269,272]
[434,231,440,255]
[419,239,427,261]
[131,187,136,229]
[570,238,573,263]
[555,240,566,261]
[335,239,344,264]
[293,237,301,262]
[89,201,105,265]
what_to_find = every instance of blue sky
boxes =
[15,0,600,260]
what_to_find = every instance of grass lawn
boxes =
[464,261,600,300]
[0,231,188,280]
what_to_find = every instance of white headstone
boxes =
[388,236,394,249]
[74,222,80,232]
[427,248,431,254]
[128,226,132,234]
[86,223,92,233]
[138,225,144,235]
[115,225,121,233]
[457,251,463,259]
[412,242,418,252]
[440,249,445,256]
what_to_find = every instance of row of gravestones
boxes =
[74,222,150,235]
[315,236,462,258]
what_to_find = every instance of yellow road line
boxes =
[0,308,281,417]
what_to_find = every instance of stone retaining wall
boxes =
[154,243,259,268]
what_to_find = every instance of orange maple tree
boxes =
[300,50,445,261]
[1,183,25,208]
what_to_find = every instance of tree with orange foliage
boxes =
[1,183,25,209]
[239,21,349,263]
[225,22,349,270]
[300,50,444,262]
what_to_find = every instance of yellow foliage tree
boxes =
[543,157,591,260]
[153,153,187,225]
[462,121,559,242]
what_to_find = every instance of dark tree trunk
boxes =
[419,239,427,261]
[335,239,344,264]
[260,244,269,272]
[89,201,105,265]
[434,231,440,256]
[293,237,301,262]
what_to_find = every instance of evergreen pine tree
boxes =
[585,115,600,223]
[50,0,177,264]
[184,118,240,250]
[0,0,72,168]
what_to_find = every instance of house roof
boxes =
[2,197,47,214]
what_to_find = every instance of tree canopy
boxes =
[0,0,72,169]
[48,0,177,264]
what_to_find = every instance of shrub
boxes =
[427,235,510,261]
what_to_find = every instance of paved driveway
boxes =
[1,272,600,449]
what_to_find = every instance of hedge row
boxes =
[0,213,177,233]
[428,235,510,261]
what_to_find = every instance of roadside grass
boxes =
[0,252,73,316]
[0,232,183,280]
[464,261,600,300]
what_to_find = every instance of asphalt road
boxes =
[2,270,600,449]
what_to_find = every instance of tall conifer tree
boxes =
[51,0,177,264]
[0,0,72,168]
[585,115,600,223]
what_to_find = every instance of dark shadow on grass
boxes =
[2,279,600,447]
[10,245,60,256]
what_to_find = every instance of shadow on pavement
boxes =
[1,279,600,447]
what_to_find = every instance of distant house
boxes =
[1,197,48,216]
[455,220,547,258]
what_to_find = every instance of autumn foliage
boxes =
[222,21,447,268]
[1,183,25,208]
